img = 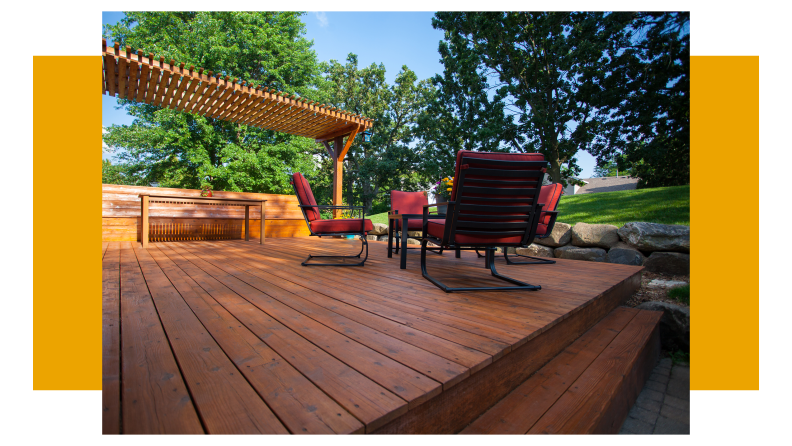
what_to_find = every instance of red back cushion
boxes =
[291,173,320,221]
[391,190,428,215]
[538,183,563,225]
[450,150,546,200]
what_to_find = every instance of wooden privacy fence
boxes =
[102,184,310,242]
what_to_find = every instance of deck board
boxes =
[103,238,643,434]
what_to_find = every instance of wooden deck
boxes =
[102,237,643,434]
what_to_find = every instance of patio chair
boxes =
[502,182,562,264]
[475,183,563,265]
[387,190,448,269]
[290,173,373,266]
[420,150,548,292]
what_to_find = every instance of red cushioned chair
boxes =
[290,173,373,266]
[420,150,548,292]
[387,190,447,269]
[499,183,563,265]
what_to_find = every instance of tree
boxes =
[429,12,632,186]
[590,12,690,188]
[102,159,136,185]
[316,54,433,212]
[102,12,326,193]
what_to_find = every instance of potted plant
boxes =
[200,184,213,197]
[432,176,454,214]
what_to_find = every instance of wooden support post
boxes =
[141,195,149,248]
[260,201,266,244]
[244,205,250,242]
[332,135,344,219]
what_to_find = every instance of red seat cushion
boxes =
[536,223,548,236]
[427,221,523,245]
[538,183,563,225]
[292,173,320,221]
[391,190,427,214]
[311,219,373,234]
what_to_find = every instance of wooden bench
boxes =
[140,194,266,248]
[461,306,662,434]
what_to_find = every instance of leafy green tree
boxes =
[102,12,325,193]
[316,55,434,212]
[429,12,632,186]
[590,12,690,188]
[102,159,136,185]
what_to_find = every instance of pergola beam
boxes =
[102,39,374,210]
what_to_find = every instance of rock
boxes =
[571,223,620,248]
[554,245,607,262]
[406,238,421,245]
[369,223,389,236]
[365,235,378,241]
[636,301,690,352]
[377,235,389,242]
[617,222,690,253]
[534,222,572,247]
[516,244,554,258]
[407,230,423,237]
[644,252,690,275]
[647,279,688,288]
[606,242,646,266]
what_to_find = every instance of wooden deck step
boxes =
[461,306,662,434]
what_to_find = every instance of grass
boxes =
[556,185,689,227]
[368,184,689,227]
[667,284,690,305]
[668,349,690,365]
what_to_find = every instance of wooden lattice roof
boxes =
[102,39,373,141]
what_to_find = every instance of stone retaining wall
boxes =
[364,221,690,275]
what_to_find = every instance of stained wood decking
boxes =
[461,307,662,434]
[102,237,643,434]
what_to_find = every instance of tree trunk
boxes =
[548,158,564,187]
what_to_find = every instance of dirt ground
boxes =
[624,271,690,308]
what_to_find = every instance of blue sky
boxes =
[101,11,597,177]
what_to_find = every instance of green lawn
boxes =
[366,185,689,227]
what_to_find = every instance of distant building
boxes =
[563,178,588,195]
[571,176,639,195]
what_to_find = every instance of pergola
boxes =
[102,39,373,212]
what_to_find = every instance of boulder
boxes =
[369,223,389,236]
[534,222,572,247]
[516,244,554,258]
[636,301,690,352]
[365,235,378,241]
[407,230,423,237]
[554,245,607,262]
[571,223,620,248]
[617,222,690,253]
[406,238,421,245]
[377,235,389,242]
[647,279,688,288]
[606,242,646,266]
[644,252,690,275]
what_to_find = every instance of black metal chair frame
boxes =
[291,182,369,267]
[420,157,548,292]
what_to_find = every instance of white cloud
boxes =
[313,11,328,27]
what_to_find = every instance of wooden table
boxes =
[139,194,267,248]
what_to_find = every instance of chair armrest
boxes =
[423,202,449,208]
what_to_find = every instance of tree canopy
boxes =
[102,11,689,208]
[102,12,325,194]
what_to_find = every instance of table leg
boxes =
[387,217,393,258]
[141,195,149,249]
[260,201,266,244]
[245,205,250,242]
[400,216,408,269]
